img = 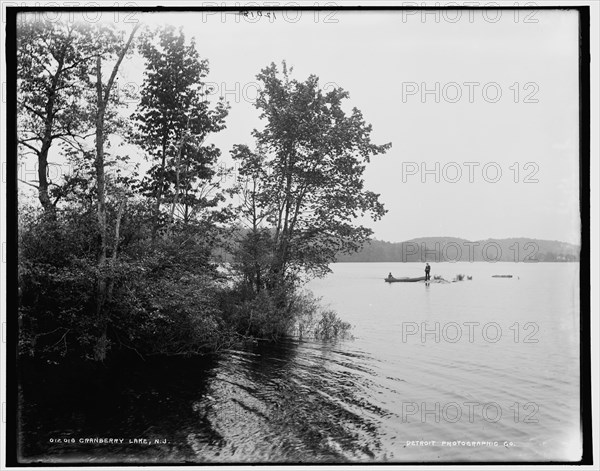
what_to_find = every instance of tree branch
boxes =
[17,140,41,155]
[103,24,140,105]
[18,178,40,189]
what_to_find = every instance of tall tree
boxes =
[17,19,97,214]
[133,26,228,238]
[234,62,391,290]
[230,144,274,293]
[93,23,140,361]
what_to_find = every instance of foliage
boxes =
[16,19,98,133]
[219,286,351,341]
[18,202,235,361]
[133,25,230,232]
[17,19,98,212]
[290,291,353,341]
[16,23,386,363]
[231,62,391,291]
[19,204,102,360]
[17,19,139,213]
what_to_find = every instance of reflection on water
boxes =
[19,263,581,463]
[188,341,387,462]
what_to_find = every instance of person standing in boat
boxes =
[425,263,431,281]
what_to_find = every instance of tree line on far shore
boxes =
[17,18,390,362]
[335,237,581,263]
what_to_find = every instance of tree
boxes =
[17,19,98,214]
[229,144,274,294]
[234,62,391,291]
[92,23,140,361]
[133,25,228,238]
[16,19,148,362]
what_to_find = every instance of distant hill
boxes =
[335,237,580,262]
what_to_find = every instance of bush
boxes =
[291,291,353,340]
[18,207,99,360]
[118,268,235,356]
[219,285,295,340]
[18,202,354,363]
[220,288,353,341]
[18,203,236,361]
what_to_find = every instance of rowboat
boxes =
[384,276,427,283]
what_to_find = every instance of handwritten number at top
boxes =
[239,11,277,20]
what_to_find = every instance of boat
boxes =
[384,276,427,283]
[491,275,513,278]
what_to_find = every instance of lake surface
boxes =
[20,262,581,463]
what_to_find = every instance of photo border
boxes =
[2,3,594,468]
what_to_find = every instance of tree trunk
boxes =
[170,132,187,224]
[93,25,140,361]
[270,149,294,290]
[37,53,66,216]
[94,55,109,361]
[251,181,262,293]
[152,136,168,241]
[106,197,126,302]
[183,182,190,225]
[37,146,53,214]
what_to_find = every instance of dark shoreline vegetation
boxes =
[17,20,386,364]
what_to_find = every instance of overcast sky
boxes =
[39,9,583,244]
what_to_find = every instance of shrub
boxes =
[289,291,353,341]
[18,202,354,363]
[220,287,353,342]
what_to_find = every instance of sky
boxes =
[23,8,582,245]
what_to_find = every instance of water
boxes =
[306,262,581,461]
[19,262,581,463]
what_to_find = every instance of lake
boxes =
[19,262,581,463]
